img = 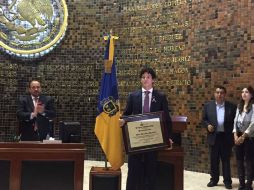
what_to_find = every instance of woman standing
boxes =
[233,86,254,190]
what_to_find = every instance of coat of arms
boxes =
[0,0,68,59]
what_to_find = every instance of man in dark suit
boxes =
[121,67,172,190]
[202,86,236,189]
[17,80,56,141]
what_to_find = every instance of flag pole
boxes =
[95,29,123,171]
[103,29,113,171]
[104,156,108,170]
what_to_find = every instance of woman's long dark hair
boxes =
[238,86,254,114]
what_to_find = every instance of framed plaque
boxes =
[121,111,170,154]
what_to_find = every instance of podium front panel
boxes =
[21,161,74,190]
[0,160,10,190]
[0,142,85,190]
[155,161,174,190]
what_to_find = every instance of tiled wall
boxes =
[0,0,253,175]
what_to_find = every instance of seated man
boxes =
[17,80,56,141]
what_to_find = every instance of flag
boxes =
[94,34,124,170]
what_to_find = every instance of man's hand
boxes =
[119,119,125,127]
[207,124,215,132]
[165,139,173,150]
[36,102,45,114]
[31,111,37,119]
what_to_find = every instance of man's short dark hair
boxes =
[139,67,156,79]
[215,85,227,93]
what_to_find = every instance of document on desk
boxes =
[42,139,62,144]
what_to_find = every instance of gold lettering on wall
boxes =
[154,79,191,87]
[172,56,191,63]
[167,80,191,86]
[118,0,192,91]
[163,44,186,52]
[169,67,189,74]
[158,34,183,42]
[123,0,188,12]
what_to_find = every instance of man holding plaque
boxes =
[17,80,56,141]
[120,67,172,190]
[202,86,236,189]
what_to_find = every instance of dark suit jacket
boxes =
[202,100,236,146]
[123,89,172,139]
[17,94,56,141]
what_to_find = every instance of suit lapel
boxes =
[150,90,158,112]
[224,101,228,123]
[212,101,218,126]
[137,91,142,113]
[28,96,34,111]
[38,95,45,104]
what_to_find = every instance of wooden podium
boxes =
[0,142,85,190]
[156,116,187,190]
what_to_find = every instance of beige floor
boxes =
[84,160,240,190]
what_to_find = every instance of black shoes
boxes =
[207,181,232,189]
[225,184,232,189]
[207,181,217,187]
[238,184,245,190]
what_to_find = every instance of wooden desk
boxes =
[0,142,85,190]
